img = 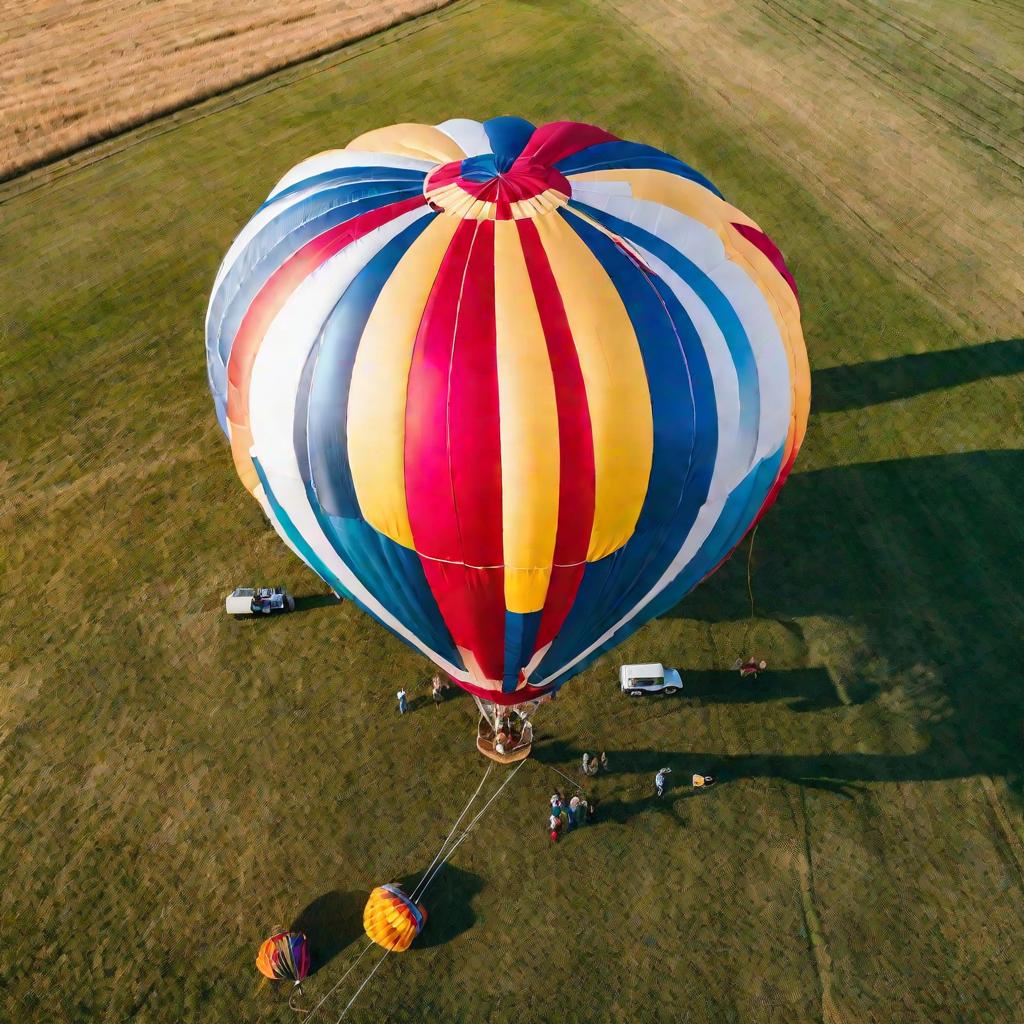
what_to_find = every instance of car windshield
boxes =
[236,588,255,596]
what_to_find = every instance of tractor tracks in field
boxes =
[786,785,845,1024]
[981,776,1024,889]
[754,0,1024,190]
[596,0,1024,338]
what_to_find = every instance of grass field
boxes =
[0,0,451,181]
[1,1,1023,1021]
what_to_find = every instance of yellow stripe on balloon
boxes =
[346,123,466,164]
[533,212,653,561]
[347,215,461,548]
[493,220,559,613]
[727,227,810,471]
[226,414,260,496]
[572,168,810,472]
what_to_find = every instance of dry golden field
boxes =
[0,0,452,181]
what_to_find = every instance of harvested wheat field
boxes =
[1,1,1023,1022]
[0,0,452,181]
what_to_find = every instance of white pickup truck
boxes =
[619,663,683,696]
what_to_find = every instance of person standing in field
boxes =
[599,751,609,773]
[655,767,671,797]
[569,795,581,824]
[431,675,444,707]
[397,688,408,715]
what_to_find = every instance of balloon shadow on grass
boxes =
[593,787,696,827]
[663,451,1024,797]
[681,668,877,712]
[811,337,1024,413]
[290,890,365,975]
[395,865,486,948]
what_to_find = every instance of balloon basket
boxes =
[476,733,532,764]
[476,714,533,764]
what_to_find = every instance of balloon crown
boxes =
[424,151,571,221]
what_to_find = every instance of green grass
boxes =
[1,1,1022,1021]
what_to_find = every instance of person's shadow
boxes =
[289,890,365,974]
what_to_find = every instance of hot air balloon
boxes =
[256,930,311,985]
[205,117,809,747]
[363,884,427,952]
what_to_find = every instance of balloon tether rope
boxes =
[300,760,526,1022]
[742,523,759,652]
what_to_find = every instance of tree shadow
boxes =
[292,593,341,613]
[395,866,485,948]
[663,450,1024,795]
[289,890,365,974]
[811,337,1024,412]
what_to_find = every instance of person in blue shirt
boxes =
[655,767,671,797]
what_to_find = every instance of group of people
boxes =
[547,790,594,841]
[580,751,608,777]
[732,656,768,679]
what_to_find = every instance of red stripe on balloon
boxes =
[406,219,506,682]
[447,220,502,568]
[516,218,595,657]
[515,121,619,168]
[455,674,554,707]
[225,195,426,427]
[731,222,799,302]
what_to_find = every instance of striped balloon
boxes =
[256,931,311,983]
[206,117,810,705]
[363,884,427,952]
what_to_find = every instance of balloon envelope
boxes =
[256,931,310,982]
[363,884,427,953]
[206,117,809,705]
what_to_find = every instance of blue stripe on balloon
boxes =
[543,445,785,691]
[321,515,463,669]
[382,884,425,931]
[207,180,424,392]
[457,153,499,182]
[532,209,716,681]
[259,167,425,212]
[305,214,433,518]
[258,447,464,671]
[251,455,356,604]
[568,200,760,466]
[290,213,463,668]
[555,141,723,198]
[503,611,542,692]
[482,117,536,172]
[208,361,229,436]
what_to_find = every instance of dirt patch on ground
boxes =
[0,0,452,181]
